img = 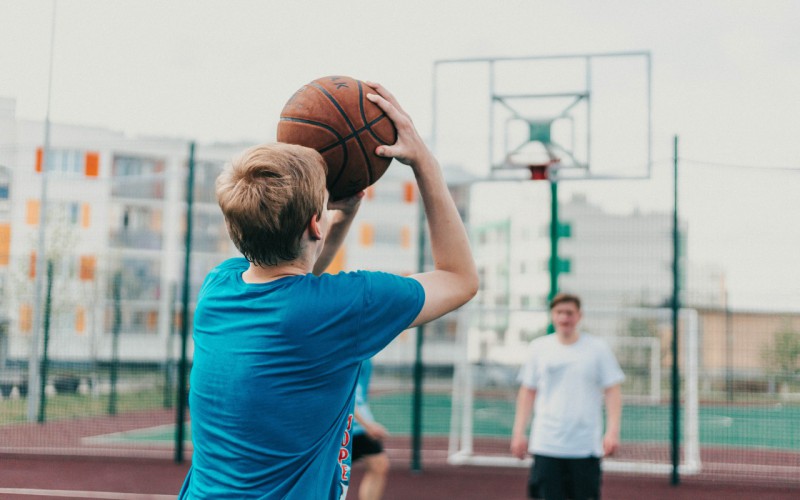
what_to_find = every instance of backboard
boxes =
[431,52,651,181]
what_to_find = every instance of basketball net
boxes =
[504,142,561,181]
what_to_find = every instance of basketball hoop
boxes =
[527,158,561,181]
[501,142,561,181]
[528,164,548,181]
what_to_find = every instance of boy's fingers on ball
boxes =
[368,93,405,124]
[367,81,401,107]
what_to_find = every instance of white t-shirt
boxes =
[518,333,624,458]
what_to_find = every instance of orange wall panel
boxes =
[403,181,416,203]
[147,311,158,331]
[79,255,96,281]
[20,304,32,333]
[84,152,100,177]
[76,307,86,335]
[29,251,36,279]
[360,223,374,247]
[26,200,40,225]
[35,147,43,173]
[0,224,9,266]
[325,247,347,274]
[401,225,411,249]
[81,203,91,228]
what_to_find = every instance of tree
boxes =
[761,322,800,391]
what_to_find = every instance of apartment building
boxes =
[0,99,246,365]
[0,98,468,368]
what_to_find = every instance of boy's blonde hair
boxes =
[216,143,327,266]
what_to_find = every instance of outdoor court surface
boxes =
[1,405,798,498]
[1,454,799,499]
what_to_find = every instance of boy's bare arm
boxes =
[511,386,536,459]
[353,408,389,440]
[312,192,364,276]
[367,84,478,327]
[603,384,622,456]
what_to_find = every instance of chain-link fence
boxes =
[1,152,798,485]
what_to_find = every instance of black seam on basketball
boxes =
[357,82,374,185]
[364,114,392,145]
[279,117,344,142]
[310,83,360,136]
[312,81,375,184]
[282,115,389,150]
[279,116,348,189]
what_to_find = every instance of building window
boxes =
[112,155,166,200]
[114,155,163,176]
[110,205,164,250]
[69,202,80,225]
[55,309,76,335]
[36,148,84,175]
[194,160,225,203]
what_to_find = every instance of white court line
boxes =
[0,488,175,499]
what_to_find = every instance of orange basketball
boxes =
[277,76,397,200]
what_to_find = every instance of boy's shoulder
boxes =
[524,334,556,358]
[214,257,249,272]
[320,269,402,282]
[579,332,608,348]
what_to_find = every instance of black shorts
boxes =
[351,433,384,462]
[528,454,601,500]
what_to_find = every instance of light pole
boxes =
[27,0,57,422]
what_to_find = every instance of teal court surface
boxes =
[84,392,800,453]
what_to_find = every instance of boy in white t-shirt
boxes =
[511,293,624,500]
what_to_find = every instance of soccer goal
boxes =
[447,306,701,475]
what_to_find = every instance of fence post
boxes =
[671,135,681,486]
[411,197,426,472]
[176,141,196,463]
[37,260,54,423]
[108,270,121,415]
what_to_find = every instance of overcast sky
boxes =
[1,0,798,310]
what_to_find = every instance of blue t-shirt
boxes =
[179,258,424,499]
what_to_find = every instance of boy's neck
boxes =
[242,261,309,284]
[555,329,580,345]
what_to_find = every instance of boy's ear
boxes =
[308,213,323,241]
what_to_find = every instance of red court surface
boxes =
[2,409,798,498]
[1,454,799,499]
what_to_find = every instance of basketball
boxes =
[277,76,397,200]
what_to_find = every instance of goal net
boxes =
[447,306,701,474]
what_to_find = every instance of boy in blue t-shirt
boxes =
[179,82,478,499]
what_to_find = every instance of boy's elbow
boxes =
[462,269,479,302]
